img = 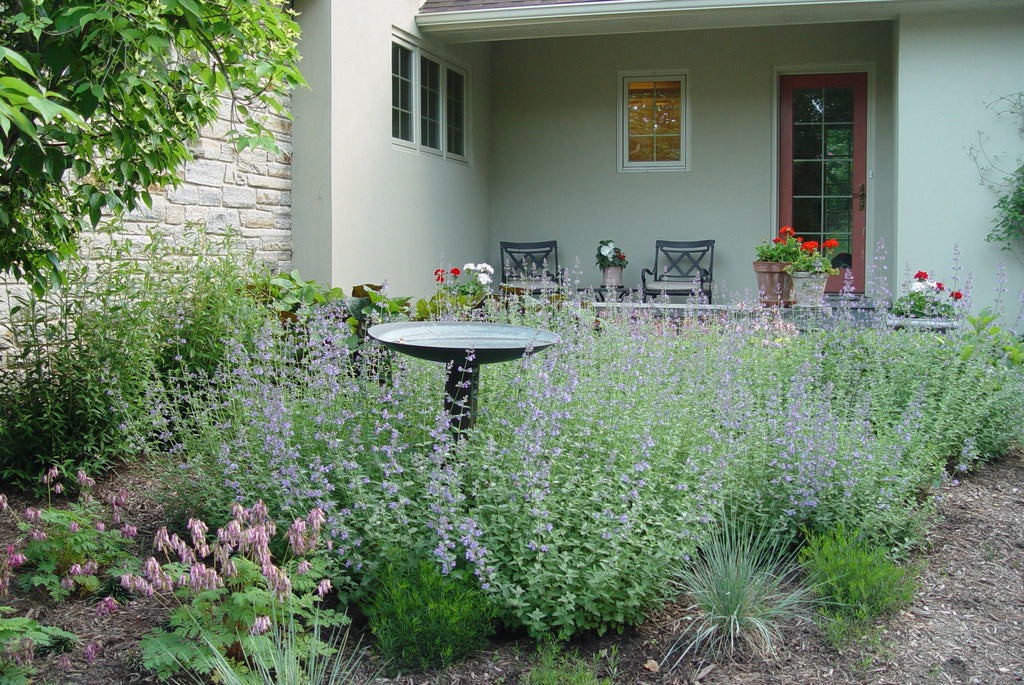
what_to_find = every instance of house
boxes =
[289,0,1024,307]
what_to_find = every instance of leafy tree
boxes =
[0,0,304,293]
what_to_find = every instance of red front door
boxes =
[779,73,868,293]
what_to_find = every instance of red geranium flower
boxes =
[434,268,446,283]
[823,238,840,250]
[801,241,819,252]
[914,270,928,280]
[935,282,944,291]
[772,237,785,244]
[450,267,461,277]
[951,290,963,300]
[779,226,795,238]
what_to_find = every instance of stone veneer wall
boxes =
[0,97,295,355]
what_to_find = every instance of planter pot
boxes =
[791,271,829,307]
[601,265,623,287]
[752,261,794,306]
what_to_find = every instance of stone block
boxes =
[223,185,257,209]
[183,159,226,187]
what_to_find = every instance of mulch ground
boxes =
[3,451,1022,684]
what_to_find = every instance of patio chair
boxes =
[499,240,562,293]
[640,239,715,303]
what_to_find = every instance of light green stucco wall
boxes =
[895,7,1024,313]
[488,22,896,301]
[292,0,492,296]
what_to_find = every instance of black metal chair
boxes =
[640,239,715,303]
[499,241,561,293]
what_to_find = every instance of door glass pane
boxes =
[792,198,821,234]
[793,161,822,196]
[825,125,852,158]
[793,89,823,123]
[793,125,822,159]
[824,88,854,121]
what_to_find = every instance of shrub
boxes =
[799,523,919,646]
[662,513,816,669]
[364,553,496,671]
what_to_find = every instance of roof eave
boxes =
[416,0,997,42]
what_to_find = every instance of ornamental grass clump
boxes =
[662,513,816,669]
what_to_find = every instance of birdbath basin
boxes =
[368,321,560,438]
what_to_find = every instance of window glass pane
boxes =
[825,160,851,196]
[625,77,682,166]
[824,125,852,158]
[420,57,441,150]
[446,69,465,157]
[391,44,413,141]
[628,136,654,162]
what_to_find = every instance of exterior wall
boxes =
[291,0,492,297]
[895,7,1024,312]
[488,22,896,301]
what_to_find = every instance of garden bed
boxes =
[3,450,1021,684]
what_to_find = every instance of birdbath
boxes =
[368,321,560,439]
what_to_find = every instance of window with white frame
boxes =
[391,38,467,161]
[618,72,688,171]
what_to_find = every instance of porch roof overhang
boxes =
[416,0,1004,42]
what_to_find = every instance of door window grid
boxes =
[791,86,854,258]
[391,39,466,162]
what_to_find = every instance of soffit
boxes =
[416,0,1014,42]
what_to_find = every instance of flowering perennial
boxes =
[891,270,963,318]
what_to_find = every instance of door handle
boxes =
[853,183,866,211]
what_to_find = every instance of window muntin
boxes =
[620,73,687,171]
[391,44,413,142]
[391,38,466,162]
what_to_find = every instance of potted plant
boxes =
[787,238,840,307]
[595,240,628,287]
[753,226,803,306]
[889,270,963,328]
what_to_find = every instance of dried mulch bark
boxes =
[3,451,1022,684]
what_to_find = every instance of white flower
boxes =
[599,243,617,258]
[463,263,477,272]
[477,273,492,285]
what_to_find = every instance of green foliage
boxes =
[247,270,346,318]
[0,606,78,684]
[344,283,411,352]
[141,556,347,681]
[959,307,1024,368]
[988,163,1024,250]
[663,513,816,669]
[528,639,612,685]
[0,0,304,292]
[0,225,268,491]
[365,554,496,671]
[799,524,919,646]
[171,607,372,685]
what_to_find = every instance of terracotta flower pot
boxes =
[752,261,794,306]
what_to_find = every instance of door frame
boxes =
[771,65,875,294]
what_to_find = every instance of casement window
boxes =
[618,72,688,172]
[391,38,467,161]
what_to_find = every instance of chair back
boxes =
[642,239,715,302]
[499,241,560,288]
